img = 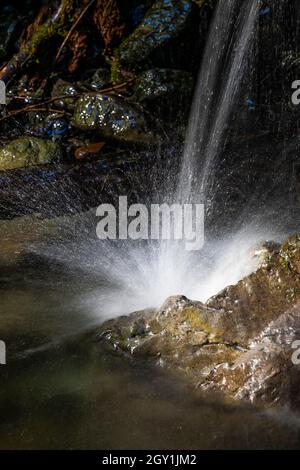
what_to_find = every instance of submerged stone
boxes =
[72,93,153,144]
[0,137,62,171]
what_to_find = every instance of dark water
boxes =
[1,252,300,450]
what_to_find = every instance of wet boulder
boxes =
[72,93,153,144]
[113,0,194,75]
[0,137,62,171]
[97,235,300,408]
[201,303,300,408]
[26,111,70,140]
[251,240,280,268]
[51,70,112,111]
[132,68,194,119]
[97,295,241,384]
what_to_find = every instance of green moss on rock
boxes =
[0,137,62,171]
[72,93,153,144]
[114,0,193,72]
[24,0,80,59]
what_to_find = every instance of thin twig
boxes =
[0,106,71,122]
[55,0,96,63]
[26,107,72,115]
[0,78,135,123]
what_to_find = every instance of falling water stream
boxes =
[64,0,292,314]
[1,0,300,449]
[180,0,258,201]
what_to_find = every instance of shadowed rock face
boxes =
[97,235,300,408]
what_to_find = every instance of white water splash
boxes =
[28,0,286,320]
[31,223,284,320]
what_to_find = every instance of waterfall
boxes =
[179,0,259,205]
[32,0,285,316]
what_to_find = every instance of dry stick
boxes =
[25,108,72,115]
[0,101,70,122]
[11,78,133,102]
[0,79,135,123]
[55,0,96,63]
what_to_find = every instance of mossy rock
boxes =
[114,0,194,75]
[72,93,153,144]
[0,137,62,171]
[207,237,300,345]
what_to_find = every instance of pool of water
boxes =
[1,233,300,449]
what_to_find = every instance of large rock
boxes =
[72,93,153,144]
[113,0,194,74]
[201,303,300,407]
[97,235,300,408]
[0,137,62,171]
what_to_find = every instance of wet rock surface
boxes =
[72,93,154,144]
[132,68,194,119]
[0,137,62,171]
[114,0,194,73]
[97,235,300,408]
[133,68,193,102]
